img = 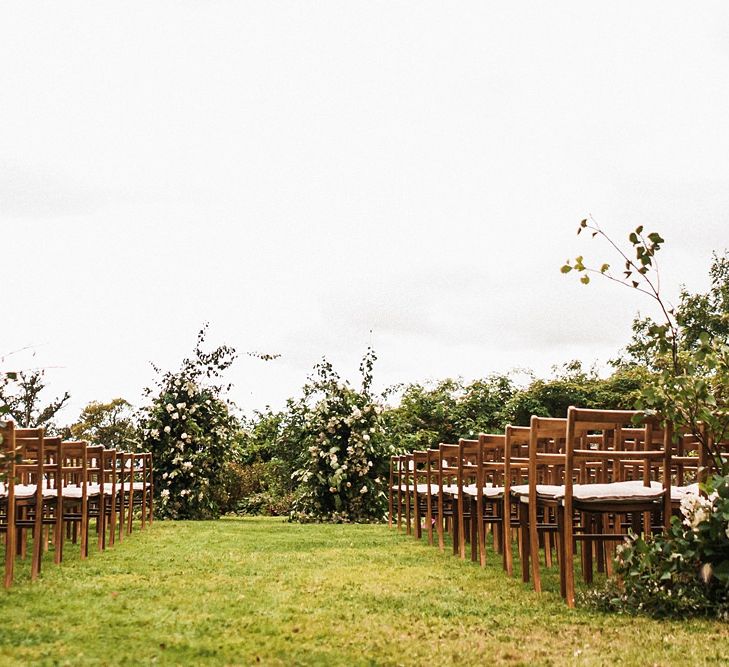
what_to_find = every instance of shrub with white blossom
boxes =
[289,349,392,523]
[139,326,241,520]
[584,473,729,618]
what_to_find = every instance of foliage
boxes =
[220,460,294,516]
[139,325,242,520]
[505,362,647,426]
[288,349,390,523]
[584,475,729,619]
[66,398,139,449]
[383,375,515,451]
[563,220,729,470]
[0,369,70,431]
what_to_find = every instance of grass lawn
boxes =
[0,517,727,666]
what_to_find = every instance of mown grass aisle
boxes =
[0,518,727,666]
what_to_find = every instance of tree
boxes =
[0,369,70,430]
[68,398,138,449]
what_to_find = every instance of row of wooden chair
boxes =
[0,420,154,587]
[389,406,718,607]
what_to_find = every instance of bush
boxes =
[289,349,391,523]
[139,326,241,520]
[584,474,729,619]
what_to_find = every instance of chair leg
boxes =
[519,502,530,583]
[503,498,514,575]
[528,501,542,593]
[563,503,576,608]
[4,505,16,588]
[458,497,466,560]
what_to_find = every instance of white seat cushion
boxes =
[11,484,38,499]
[62,484,101,499]
[512,484,565,502]
[671,482,699,502]
[441,484,460,496]
[416,483,440,494]
[132,482,146,491]
[462,484,504,499]
[570,481,664,502]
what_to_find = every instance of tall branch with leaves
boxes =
[562,219,728,472]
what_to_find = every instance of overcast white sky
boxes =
[2,2,728,422]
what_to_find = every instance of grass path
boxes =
[0,517,727,666]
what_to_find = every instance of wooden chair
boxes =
[59,440,90,560]
[472,433,509,567]
[503,425,531,577]
[437,442,462,556]
[0,421,46,586]
[101,448,118,548]
[529,408,671,607]
[10,427,48,583]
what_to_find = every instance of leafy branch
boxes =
[561,217,678,372]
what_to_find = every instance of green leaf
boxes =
[560,264,572,273]
[629,232,638,244]
[580,275,590,285]
[600,263,610,274]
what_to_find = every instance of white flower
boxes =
[164,426,171,434]
[182,461,193,470]
[362,434,370,442]
[329,486,337,493]
[359,485,368,494]
[180,489,189,497]
[181,432,189,440]
[151,429,160,439]
[351,407,362,419]
[160,489,170,499]
[166,403,174,412]
[346,481,352,488]
[171,412,179,420]
[162,472,168,479]
[176,402,186,410]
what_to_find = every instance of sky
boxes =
[2,2,728,422]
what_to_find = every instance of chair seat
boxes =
[132,482,147,491]
[462,484,504,499]
[513,484,564,503]
[62,484,101,499]
[416,483,439,494]
[513,481,665,504]
[671,482,699,502]
[441,484,460,496]
[0,484,39,499]
[570,481,664,503]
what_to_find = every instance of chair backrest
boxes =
[60,440,88,490]
[477,434,506,489]
[14,427,46,491]
[528,416,569,489]
[564,407,672,522]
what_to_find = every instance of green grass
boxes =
[0,518,727,666]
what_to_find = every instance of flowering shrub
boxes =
[289,350,392,523]
[139,326,242,519]
[584,474,729,619]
